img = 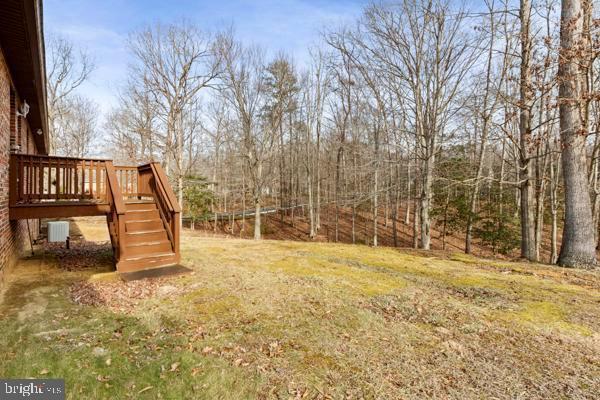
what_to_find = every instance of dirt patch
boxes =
[17,286,54,322]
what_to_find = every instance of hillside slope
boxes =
[193,204,564,262]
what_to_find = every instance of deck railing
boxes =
[114,166,140,199]
[9,154,110,205]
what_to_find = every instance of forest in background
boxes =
[46,0,600,267]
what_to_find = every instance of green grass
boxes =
[1,223,599,399]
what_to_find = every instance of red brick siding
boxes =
[0,47,39,289]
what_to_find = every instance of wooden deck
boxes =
[9,154,181,274]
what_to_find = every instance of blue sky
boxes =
[44,0,367,115]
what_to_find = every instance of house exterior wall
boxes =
[0,47,39,289]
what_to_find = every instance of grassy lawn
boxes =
[1,218,599,399]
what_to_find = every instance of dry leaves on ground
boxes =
[44,240,113,271]
[69,277,178,313]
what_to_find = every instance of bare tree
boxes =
[517,0,538,261]
[359,0,477,249]
[46,34,95,155]
[557,0,597,267]
[53,95,99,157]
[128,21,221,209]
[106,80,159,164]
[464,0,509,254]
[218,34,274,240]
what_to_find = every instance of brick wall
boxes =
[0,48,39,289]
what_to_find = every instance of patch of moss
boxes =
[519,301,564,323]
[180,287,225,302]
[267,256,405,296]
[449,252,479,264]
[195,295,241,316]
[501,301,593,336]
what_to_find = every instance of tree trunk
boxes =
[557,0,596,267]
[373,167,379,247]
[412,189,420,249]
[393,177,399,247]
[254,196,261,240]
[405,157,411,225]
[352,203,356,244]
[315,120,321,231]
[308,171,316,238]
[420,152,434,250]
[550,154,560,264]
[534,144,549,261]
[518,0,537,261]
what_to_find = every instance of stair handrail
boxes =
[149,162,181,213]
[138,162,180,262]
[105,161,126,261]
[105,161,126,214]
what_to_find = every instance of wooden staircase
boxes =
[9,154,181,274]
[118,200,179,272]
[106,163,181,273]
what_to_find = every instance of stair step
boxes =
[124,209,160,221]
[125,230,168,244]
[125,202,157,211]
[125,250,175,261]
[120,264,191,281]
[126,219,164,232]
[123,240,173,257]
[117,253,178,273]
[125,198,155,203]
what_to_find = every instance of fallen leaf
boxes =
[170,362,180,372]
[39,369,49,375]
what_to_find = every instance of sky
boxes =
[44,0,368,116]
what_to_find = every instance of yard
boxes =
[0,217,598,399]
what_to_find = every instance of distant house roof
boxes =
[0,0,48,155]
